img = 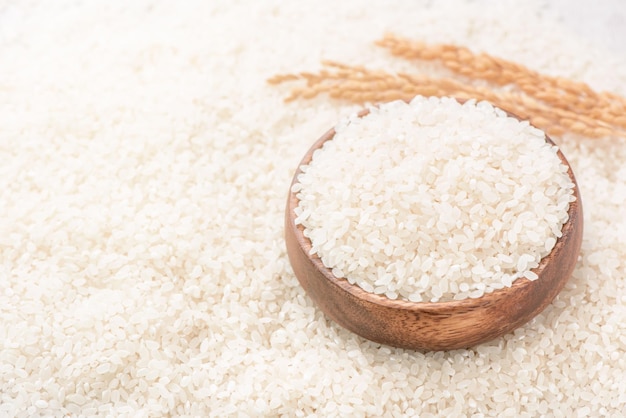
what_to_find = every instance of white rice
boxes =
[1,0,626,416]
[294,97,575,302]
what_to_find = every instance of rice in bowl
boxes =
[292,96,576,303]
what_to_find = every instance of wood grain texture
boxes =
[285,108,583,351]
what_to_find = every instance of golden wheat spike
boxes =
[269,39,626,139]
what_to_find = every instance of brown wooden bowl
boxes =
[285,107,583,351]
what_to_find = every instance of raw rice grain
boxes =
[294,97,575,302]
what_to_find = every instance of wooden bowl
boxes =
[285,108,583,351]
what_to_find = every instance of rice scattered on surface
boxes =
[1,0,625,416]
[294,97,575,302]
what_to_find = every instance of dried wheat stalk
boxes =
[268,61,618,138]
[376,34,626,132]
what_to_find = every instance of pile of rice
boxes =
[1,0,625,416]
[293,97,575,302]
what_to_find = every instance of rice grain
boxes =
[294,97,575,302]
[0,0,625,416]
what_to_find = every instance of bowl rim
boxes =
[286,99,582,314]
